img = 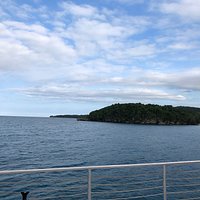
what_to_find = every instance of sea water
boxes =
[0,116,200,199]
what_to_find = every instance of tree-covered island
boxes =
[50,103,200,125]
[87,103,200,125]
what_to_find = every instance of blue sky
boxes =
[0,0,200,116]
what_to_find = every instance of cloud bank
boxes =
[0,0,200,115]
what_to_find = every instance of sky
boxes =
[0,0,200,117]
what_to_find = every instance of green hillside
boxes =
[88,103,200,125]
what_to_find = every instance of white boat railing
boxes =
[1,160,200,200]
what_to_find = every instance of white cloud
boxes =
[1,0,200,109]
[0,20,76,77]
[144,68,200,90]
[65,19,127,57]
[0,1,152,81]
[3,20,48,33]
[168,42,197,50]
[13,84,185,102]
[160,0,200,21]
[54,1,151,60]
[109,43,156,60]
[9,64,200,104]
[61,2,98,17]
[97,67,200,92]
[0,0,48,20]
[108,0,144,5]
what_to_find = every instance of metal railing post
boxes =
[88,169,92,200]
[163,165,167,200]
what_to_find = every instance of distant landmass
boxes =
[50,114,88,119]
[50,103,200,125]
[88,103,200,125]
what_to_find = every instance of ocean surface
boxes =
[0,116,200,199]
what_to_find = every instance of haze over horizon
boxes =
[0,0,200,117]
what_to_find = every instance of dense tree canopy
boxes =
[88,103,200,125]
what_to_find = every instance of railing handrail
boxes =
[1,160,200,175]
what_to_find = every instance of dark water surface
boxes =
[0,116,200,199]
